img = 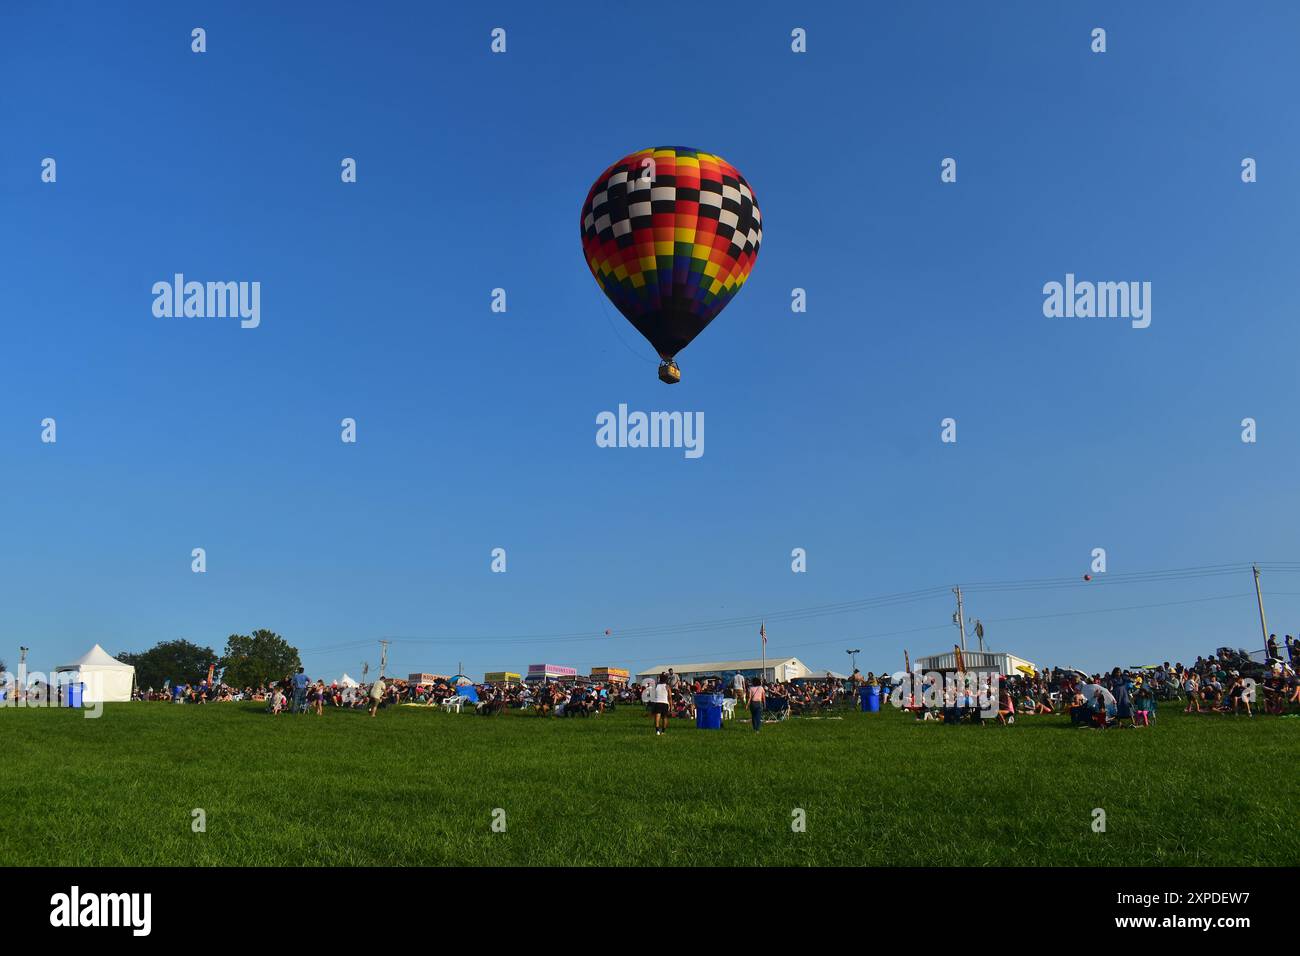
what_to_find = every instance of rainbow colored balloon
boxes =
[580,147,762,382]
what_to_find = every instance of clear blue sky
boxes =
[4,1,1299,681]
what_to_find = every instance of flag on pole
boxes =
[759,621,766,644]
[904,649,911,673]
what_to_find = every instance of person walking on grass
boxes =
[731,671,747,720]
[1183,672,1200,713]
[1133,681,1155,726]
[747,677,766,732]
[1111,668,1134,729]
[651,673,671,736]
[291,666,310,715]
[368,676,386,718]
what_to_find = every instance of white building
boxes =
[636,657,813,684]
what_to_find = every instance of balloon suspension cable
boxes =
[594,290,657,365]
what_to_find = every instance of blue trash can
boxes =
[68,682,84,708]
[860,686,881,713]
[694,692,723,729]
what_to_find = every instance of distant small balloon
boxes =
[604,628,612,636]
[1083,574,1092,582]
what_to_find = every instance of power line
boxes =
[982,592,1254,626]
[295,562,1300,660]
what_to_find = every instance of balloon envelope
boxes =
[581,146,762,361]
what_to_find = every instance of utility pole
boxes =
[845,648,860,672]
[1252,564,1269,649]
[378,640,390,680]
[953,586,967,652]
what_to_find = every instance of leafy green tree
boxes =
[117,639,218,690]
[220,629,301,689]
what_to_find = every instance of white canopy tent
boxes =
[337,673,359,688]
[54,644,135,703]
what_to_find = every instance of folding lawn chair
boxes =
[763,696,790,723]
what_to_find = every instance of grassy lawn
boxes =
[1,701,1294,866]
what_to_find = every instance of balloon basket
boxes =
[657,361,681,384]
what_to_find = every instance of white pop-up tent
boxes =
[54,644,135,703]
[337,673,359,688]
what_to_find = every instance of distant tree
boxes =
[117,640,218,690]
[220,629,301,689]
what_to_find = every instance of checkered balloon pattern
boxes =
[581,146,762,361]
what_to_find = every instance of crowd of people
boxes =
[133,637,1300,733]
[137,670,641,717]
[888,641,1300,728]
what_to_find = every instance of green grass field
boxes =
[1,701,1294,866]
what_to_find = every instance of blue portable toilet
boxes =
[859,686,881,713]
[67,682,84,708]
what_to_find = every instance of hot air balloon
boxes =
[580,147,762,383]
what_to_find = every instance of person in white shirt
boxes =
[731,672,747,719]
[651,673,671,736]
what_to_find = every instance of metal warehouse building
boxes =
[635,657,814,684]
[912,649,1036,676]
